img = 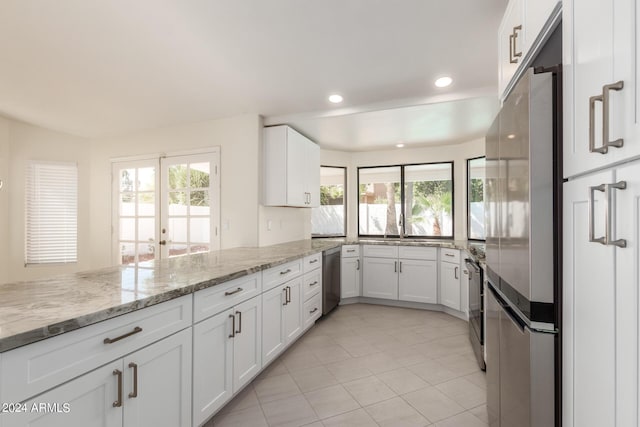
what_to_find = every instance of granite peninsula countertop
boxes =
[0,238,483,352]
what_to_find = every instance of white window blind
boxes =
[25,161,78,265]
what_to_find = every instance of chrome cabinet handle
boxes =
[225,287,243,296]
[589,184,607,245]
[286,286,291,304]
[280,268,292,275]
[229,314,236,338]
[128,362,138,398]
[605,181,627,248]
[310,307,318,314]
[235,310,242,334]
[282,288,287,306]
[509,33,516,64]
[346,249,356,253]
[445,253,455,257]
[310,281,318,286]
[104,326,142,344]
[309,259,318,264]
[590,81,624,154]
[512,25,522,60]
[399,261,403,273]
[394,261,397,273]
[356,259,360,270]
[455,267,459,280]
[113,369,123,407]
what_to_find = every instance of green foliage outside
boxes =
[469,178,483,203]
[168,165,210,206]
[320,185,344,205]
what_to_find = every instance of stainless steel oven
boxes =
[466,258,485,370]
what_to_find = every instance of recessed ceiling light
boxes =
[328,94,343,103]
[434,76,453,88]
[507,134,516,139]
[396,143,405,148]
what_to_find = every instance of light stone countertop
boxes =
[0,238,483,352]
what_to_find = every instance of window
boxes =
[467,157,486,240]
[312,166,346,237]
[25,161,78,264]
[358,162,453,238]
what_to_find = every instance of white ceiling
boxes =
[0,0,507,149]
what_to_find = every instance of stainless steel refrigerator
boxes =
[485,65,561,427]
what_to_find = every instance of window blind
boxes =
[25,161,78,265]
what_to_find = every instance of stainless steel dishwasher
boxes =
[322,247,341,315]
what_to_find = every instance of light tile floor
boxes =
[207,303,488,427]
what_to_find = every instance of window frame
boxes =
[467,156,486,242]
[312,165,347,238]
[357,161,455,239]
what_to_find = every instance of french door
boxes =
[112,150,220,266]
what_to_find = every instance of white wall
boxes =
[89,114,264,268]
[2,117,91,283]
[0,117,9,284]
[320,139,485,240]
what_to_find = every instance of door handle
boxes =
[224,287,243,296]
[604,181,627,247]
[399,261,402,273]
[282,288,287,306]
[235,310,242,334]
[128,362,138,398]
[590,81,624,154]
[229,314,236,338]
[589,184,607,245]
[394,261,397,273]
[286,286,291,304]
[356,259,360,270]
[512,25,522,60]
[509,33,516,64]
[104,326,143,344]
[159,240,167,246]
[113,369,123,407]
[455,267,459,280]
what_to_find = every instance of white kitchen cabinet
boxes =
[498,0,525,97]
[563,0,638,178]
[263,125,320,207]
[398,259,438,304]
[563,163,640,427]
[440,257,462,311]
[193,295,261,426]
[524,0,559,52]
[341,245,361,299]
[4,329,192,427]
[362,257,398,300]
[261,277,303,365]
[283,277,303,343]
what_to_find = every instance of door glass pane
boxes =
[120,242,135,265]
[168,164,188,189]
[168,217,188,242]
[120,169,136,192]
[138,218,155,242]
[137,192,155,216]
[120,193,135,216]
[119,218,135,241]
[189,163,210,188]
[190,218,210,243]
[168,191,188,215]
[358,166,401,235]
[404,164,453,237]
[312,166,346,236]
[137,167,155,191]
[190,244,209,254]
[168,243,188,257]
[137,243,155,263]
[190,191,210,216]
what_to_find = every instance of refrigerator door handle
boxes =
[589,184,607,245]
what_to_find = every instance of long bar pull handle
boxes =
[283,288,287,306]
[280,269,292,276]
[605,181,627,248]
[455,267,459,280]
[235,310,242,334]
[589,94,605,153]
[512,25,522,59]
[356,259,360,270]
[602,81,624,151]
[589,184,607,245]
[310,308,319,314]
[399,261,403,273]
[113,369,123,407]
[229,314,236,338]
[128,363,138,398]
[286,286,291,304]
[104,327,143,344]
[509,33,516,64]
[224,287,243,296]
[394,261,397,273]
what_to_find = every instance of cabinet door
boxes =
[613,162,640,427]
[193,309,233,426]
[2,362,123,427]
[362,257,398,300]
[283,277,303,343]
[498,0,524,97]
[440,262,461,311]
[124,328,191,427]
[398,259,437,304]
[305,139,320,208]
[262,285,286,366]
[340,257,360,298]
[286,128,308,207]
[524,0,559,52]
[232,296,262,393]
[563,0,636,178]
[563,170,616,427]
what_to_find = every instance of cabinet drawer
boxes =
[262,259,303,291]
[303,252,322,273]
[302,270,322,301]
[303,293,322,330]
[441,248,460,264]
[341,245,360,258]
[398,246,437,260]
[1,295,192,404]
[362,245,399,259]
[194,273,262,323]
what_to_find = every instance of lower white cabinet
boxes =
[440,259,462,311]
[362,257,398,300]
[262,277,303,366]
[341,257,361,298]
[398,259,438,304]
[3,329,192,427]
[193,296,261,426]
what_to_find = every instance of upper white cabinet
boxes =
[263,125,320,207]
[498,0,561,98]
[563,0,638,178]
